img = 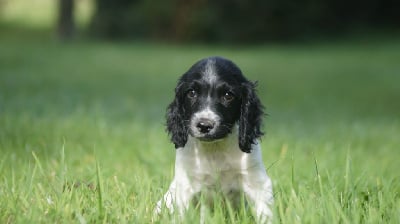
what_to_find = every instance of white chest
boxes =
[157,135,273,223]
[174,137,263,195]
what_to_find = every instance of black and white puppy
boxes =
[155,56,273,222]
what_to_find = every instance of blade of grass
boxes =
[96,159,104,221]
[291,154,297,192]
[344,148,351,197]
[31,151,45,177]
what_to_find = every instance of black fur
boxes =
[166,82,189,149]
[166,56,264,153]
[239,81,264,153]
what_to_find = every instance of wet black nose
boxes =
[196,119,215,134]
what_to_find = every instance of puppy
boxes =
[155,56,273,223]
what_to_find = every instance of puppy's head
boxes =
[166,56,264,153]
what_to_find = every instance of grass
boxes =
[1,27,400,223]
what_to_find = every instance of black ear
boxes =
[239,81,265,153]
[166,82,188,149]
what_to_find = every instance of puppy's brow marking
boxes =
[202,59,217,85]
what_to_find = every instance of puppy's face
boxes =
[167,57,264,153]
[181,61,243,141]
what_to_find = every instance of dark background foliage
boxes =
[87,0,400,42]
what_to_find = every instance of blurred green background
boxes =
[0,0,400,223]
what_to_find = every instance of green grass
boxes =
[1,30,400,223]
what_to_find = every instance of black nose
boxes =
[196,119,215,134]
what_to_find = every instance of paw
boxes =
[256,204,273,224]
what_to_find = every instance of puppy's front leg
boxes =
[155,188,176,215]
[155,179,193,217]
[243,171,274,223]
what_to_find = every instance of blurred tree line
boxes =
[61,0,399,42]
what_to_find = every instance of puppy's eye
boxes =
[222,92,235,102]
[187,89,197,98]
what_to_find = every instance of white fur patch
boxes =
[193,107,220,123]
[202,59,218,85]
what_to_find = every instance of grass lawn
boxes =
[0,29,400,223]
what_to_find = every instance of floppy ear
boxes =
[239,81,265,153]
[166,82,188,149]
